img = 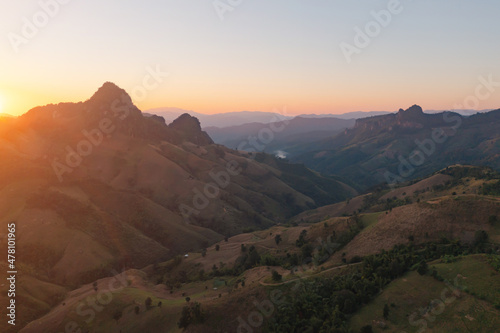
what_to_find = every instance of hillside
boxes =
[292,105,500,190]
[0,83,358,333]
[12,165,500,332]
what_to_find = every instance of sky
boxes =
[0,0,499,116]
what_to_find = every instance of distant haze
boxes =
[145,108,493,128]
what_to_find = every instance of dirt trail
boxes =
[259,262,363,286]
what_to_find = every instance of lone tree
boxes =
[271,270,282,282]
[417,260,428,275]
[185,296,191,303]
[361,324,374,333]
[274,234,282,245]
[474,230,488,246]
[145,297,152,310]
[134,306,140,315]
[158,301,162,308]
[383,304,390,319]
[201,248,207,257]
[296,230,308,247]
[92,281,98,292]
[215,244,220,251]
[113,310,122,322]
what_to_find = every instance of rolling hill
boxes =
[11,165,500,332]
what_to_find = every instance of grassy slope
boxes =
[350,255,500,332]
[14,168,500,332]
[17,211,500,333]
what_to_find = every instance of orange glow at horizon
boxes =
[2,79,500,118]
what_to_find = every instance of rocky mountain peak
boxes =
[88,82,133,106]
[169,113,214,145]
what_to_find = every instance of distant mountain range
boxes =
[145,108,494,128]
[291,105,500,190]
[205,117,355,158]
[145,108,293,128]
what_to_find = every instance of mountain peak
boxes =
[399,104,423,115]
[88,82,133,106]
[169,113,214,145]
[169,113,202,132]
[396,105,424,122]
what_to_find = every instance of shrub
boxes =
[271,270,282,282]
[296,230,308,247]
[417,261,428,275]
[145,297,152,310]
[360,325,374,333]
[383,304,389,319]
[474,230,488,246]
[275,234,282,245]
[113,310,122,322]
[349,256,362,264]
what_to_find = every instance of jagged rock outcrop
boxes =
[169,113,214,145]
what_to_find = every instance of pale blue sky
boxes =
[1,0,499,115]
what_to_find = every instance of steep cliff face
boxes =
[292,105,500,189]
[350,105,462,140]
[169,113,214,146]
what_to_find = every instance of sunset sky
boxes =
[1,0,499,116]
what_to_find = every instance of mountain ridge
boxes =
[0,82,355,293]
[291,105,500,189]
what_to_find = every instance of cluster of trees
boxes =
[234,245,261,272]
[483,180,500,196]
[353,166,500,215]
[178,302,204,329]
[440,165,499,181]
[351,189,415,215]
[265,239,493,332]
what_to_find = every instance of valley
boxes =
[2,2,500,332]
[0,86,499,333]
